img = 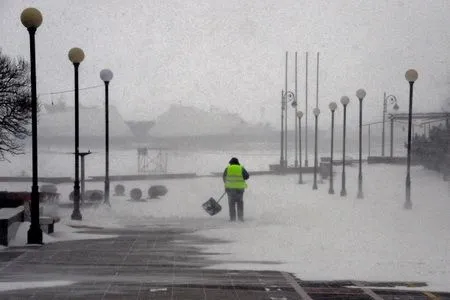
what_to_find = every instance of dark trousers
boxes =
[227,189,244,221]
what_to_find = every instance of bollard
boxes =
[114,184,125,196]
[130,188,142,201]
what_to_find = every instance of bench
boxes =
[40,216,59,234]
[0,205,60,245]
[0,206,25,246]
[38,206,60,234]
[26,204,60,234]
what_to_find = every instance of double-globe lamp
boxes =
[68,47,85,220]
[21,7,43,244]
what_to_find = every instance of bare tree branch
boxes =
[0,49,32,160]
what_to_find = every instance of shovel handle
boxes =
[216,191,227,203]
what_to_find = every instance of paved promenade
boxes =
[0,224,448,299]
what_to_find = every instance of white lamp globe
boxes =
[21,7,43,29]
[405,69,418,82]
[356,89,366,100]
[68,48,85,64]
[100,69,114,82]
[329,102,337,111]
[340,96,350,106]
[313,107,320,116]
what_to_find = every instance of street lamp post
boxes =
[292,95,298,167]
[285,91,288,168]
[281,90,296,169]
[328,102,337,194]
[304,52,309,167]
[100,69,113,206]
[79,151,91,203]
[312,107,320,190]
[21,7,43,244]
[382,93,399,156]
[285,91,295,168]
[340,96,350,197]
[284,52,288,168]
[294,51,299,168]
[356,89,366,199]
[404,69,418,210]
[297,111,304,184]
[390,115,395,157]
[280,90,285,168]
[68,47,85,220]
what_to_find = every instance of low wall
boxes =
[367,156,421,165]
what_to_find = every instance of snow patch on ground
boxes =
[0,281,74,292]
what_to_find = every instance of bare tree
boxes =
[0,49,32,160]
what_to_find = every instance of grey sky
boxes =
[1,0,449,128]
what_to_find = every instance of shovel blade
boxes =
[202,197,222,216]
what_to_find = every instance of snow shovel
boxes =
[202,191,226,216]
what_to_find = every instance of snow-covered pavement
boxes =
[3,161,450,292]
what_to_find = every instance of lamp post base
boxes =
[341,171,346,197]
[27,224,43,244]
[72,180,82,220]
[71,210,82,220]
[312,183,318,190]
[403,175,412,209]
[357,175,364,199]
[328,188,334,194]
[404,200,412,209]
[104,180,110,206]
[405,176,412,209]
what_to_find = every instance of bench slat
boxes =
[0,206,25,246]
[39,217,54,225]
[0,206,24,219]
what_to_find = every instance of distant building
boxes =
[38,104,134,146]
[125,121,155,141]
[149,104,247,137]
[147,104,278,149]
[37,103,279,150]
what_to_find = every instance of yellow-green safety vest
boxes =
[225,165,247,189]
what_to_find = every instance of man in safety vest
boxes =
[222,157,250,222]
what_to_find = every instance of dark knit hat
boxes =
[229,157,239,164]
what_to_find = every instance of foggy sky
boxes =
[1,0,449,129]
